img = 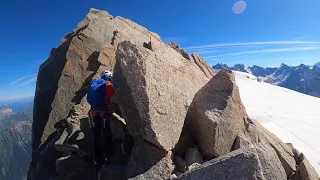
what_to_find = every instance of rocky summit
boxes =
[27,8,319,180]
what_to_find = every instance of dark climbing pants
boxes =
[93,113,113,165]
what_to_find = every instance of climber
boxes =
[87,70,116,167]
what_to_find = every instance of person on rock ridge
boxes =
[87,70,116,167]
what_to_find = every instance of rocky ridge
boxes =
[27,9,319,180]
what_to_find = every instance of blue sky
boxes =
[1,0,320,101]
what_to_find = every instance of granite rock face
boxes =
[177,148,265,180]
[32,8,166,153]
[114,41,210,151]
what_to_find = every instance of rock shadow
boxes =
[72,51,101,104]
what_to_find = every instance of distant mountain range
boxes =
[0,107,33,180]
[0,108,13,120]
[0,120,32,180]
[0,108,33,131]
[0,97,33,112]
[213,62,320,98]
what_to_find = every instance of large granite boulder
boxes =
[297,153,319,180]
[177,145,289,180]
[185,69,246,158]
[177,147,265,180]
[113,40,210,150]
[254,142,287,180]
[236,120,297,177]
[125,138,174,179]
[181,69,301,179]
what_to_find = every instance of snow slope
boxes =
[234,71,320,174]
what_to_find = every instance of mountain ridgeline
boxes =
[213,63,320,97]
[0,108,33,180]
[0,121,32,180]
[0,120,32,180]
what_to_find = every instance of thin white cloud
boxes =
[293,36,307,40]
[185,41,320,50]
[5,74,37,87]
[204,46,320,59]
[16,76,37,87]
[195,49,220,55]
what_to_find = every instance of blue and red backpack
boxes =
[87,79,107,110]
[87,79,116,110]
